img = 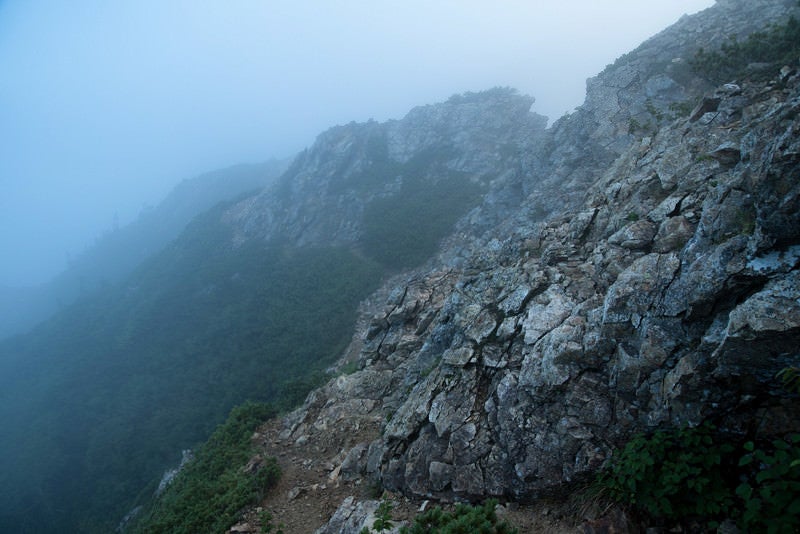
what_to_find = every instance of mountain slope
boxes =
[0,160,286,340]
[0,90,546,533]
[224,88,544,265]
[3,1,799,532]
[225,1,800,531]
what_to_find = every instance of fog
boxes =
[0,0,713,288]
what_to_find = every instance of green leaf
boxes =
[659,497,673,516]
[774,439,790,451]
[736,483,753,500]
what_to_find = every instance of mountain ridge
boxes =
[0,88,550,533]
[0,159,287,340]
[2,0,799,532]
[222,1,800,531]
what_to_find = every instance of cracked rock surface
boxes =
[284,4,800,517]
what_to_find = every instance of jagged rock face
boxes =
[581,0,798,148]
[283,1,800,511]
[447,0,800,252]
[364,72,800,501]
[262,0,800,528]
[223,88,546,249]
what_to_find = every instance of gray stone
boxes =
[653,215,695,253]
[602,253,680,326]
[266,1,800,512]
[521,286,574,344]
[608,219,657,249]
[314,497,381,534]
[452,463,485,495]
[498,284,534,316]
[340,443,369,480]
[441,346,474,367]
[428,461,454,491]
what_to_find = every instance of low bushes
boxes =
[596,423,800,532]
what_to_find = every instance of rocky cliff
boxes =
[227,1,800,531]
[223,88,545,252]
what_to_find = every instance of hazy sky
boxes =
[0,0,714,288]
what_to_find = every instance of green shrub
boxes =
[129,402,281,533]
[737,434,800,534]
[778,367,800,393]
[400,499,517,534]
[360,149,484,270]
[645,99,665,122]
[259,510,285,534]
[361,498,395,533]
[339,359,361,376]
[596,423,735,524]
[597,423,800,532]
[668,100,695,119]
[0,223,385,531]
[690,16,800,83]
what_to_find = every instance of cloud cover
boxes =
[0,0,713,287]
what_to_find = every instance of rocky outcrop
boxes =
[447,0,800,251]
[271,0,800,525]
[223,88,546,250]
[214,2,800,532]
[314,497,391,534]
[363,70,799,502]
